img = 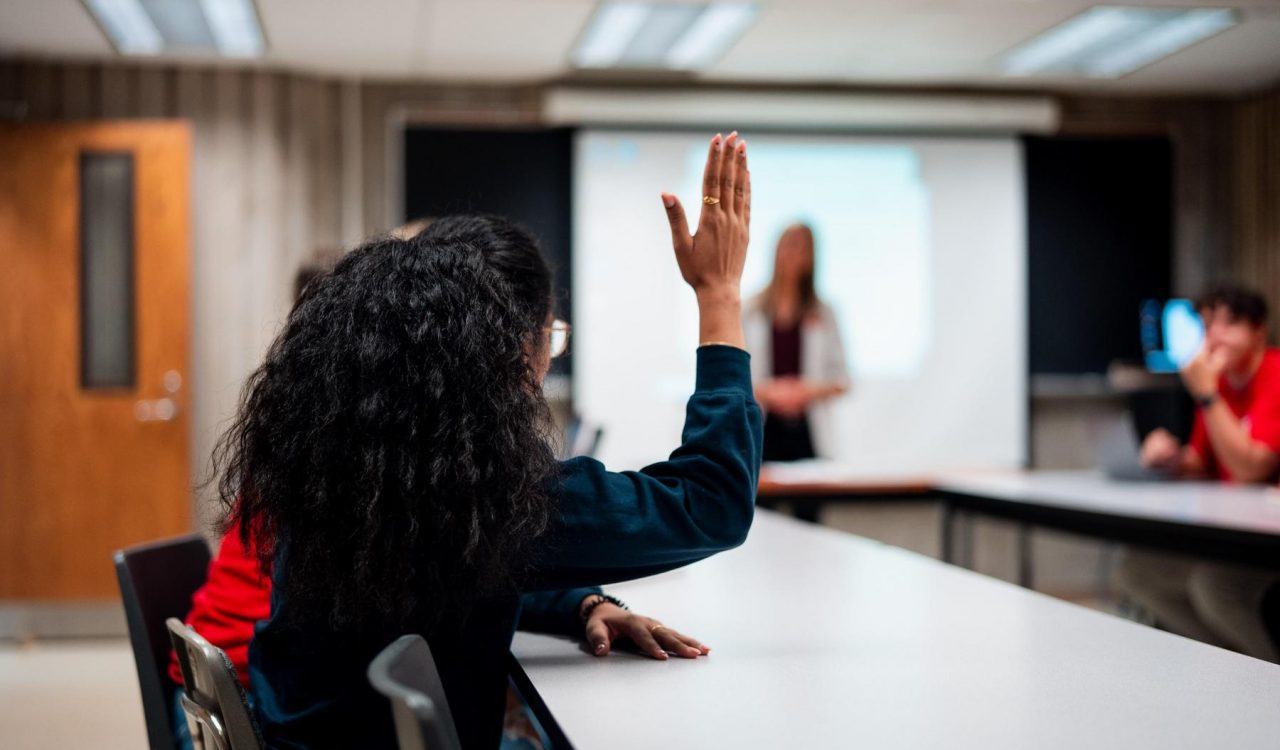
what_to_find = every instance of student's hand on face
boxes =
[1180,347,1227,398]
[1140,428,1182,470]
[661,132,751,298]
[582,602,710,661]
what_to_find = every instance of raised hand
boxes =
[661,132,750,297]
[661,132,751,349]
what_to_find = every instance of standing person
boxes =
[745,223,851,461]
[1118,284,1280,661]
[221,132,759,749]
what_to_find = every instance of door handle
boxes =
[163,370,182,394]
[135,370,183,421]
[134,397,179,422]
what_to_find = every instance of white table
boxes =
[511,511,1280,749]
[936,471,1280,582]
[757,461,934,523]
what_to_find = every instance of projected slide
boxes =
[574,131,1025,474]
[681,142,931,379]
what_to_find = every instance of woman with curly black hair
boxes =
[226,132,759,749]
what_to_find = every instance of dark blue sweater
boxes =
[248,346,762,749]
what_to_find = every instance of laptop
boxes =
[1095,415,1175,482]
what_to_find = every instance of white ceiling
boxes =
[1,0,1278,95]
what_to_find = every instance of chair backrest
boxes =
[367,635,463,750]
[1262,579,1280,654]
[167,618,263,750]
[566,417,605,459]
[113,533,212,750]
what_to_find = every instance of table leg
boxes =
[793,502,823,524]
[960,512,976,569]
[941,500,955,564]
[1018,523,1034,589]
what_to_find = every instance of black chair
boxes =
[114,534,212,750]
[1262,579,1280,659]
[167,618,263,750]
[367,635,463,750]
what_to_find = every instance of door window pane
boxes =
[80,152,135,389]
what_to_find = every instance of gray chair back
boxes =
[167,618,263,750]
[113,534,212,750]
[367,635,463,750]
[565,416,605,459]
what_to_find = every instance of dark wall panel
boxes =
[403,127,573,375]
[1026,136,1173,374]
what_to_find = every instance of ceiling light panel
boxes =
[84,0,164,55]
[573,2,757,71]
[82,0,265,58]
[198,0,265,58]
[666,3,757,70]
[619,4,703,66]
[1001,6,1239,79]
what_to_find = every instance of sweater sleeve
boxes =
[525,345,762,590]
[516,587,602,636]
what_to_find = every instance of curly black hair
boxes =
[212,215,559,630]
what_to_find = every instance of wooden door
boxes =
[0,122,191,600]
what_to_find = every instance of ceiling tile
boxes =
[0,0,114,58]
[0,0,1275,94]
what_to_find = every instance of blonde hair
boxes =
[761,223,817,317]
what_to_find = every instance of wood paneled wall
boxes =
[1057,89,1280,322]
[0,60,346,523]
[1231,88,1280,317]
[0,59,543,524]
[1,56,1276,523]
[356,81,540,234]
[1057,95,1235,298]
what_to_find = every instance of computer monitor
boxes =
[1142,298,1204,373]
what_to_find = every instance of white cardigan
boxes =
[744,297,851,459]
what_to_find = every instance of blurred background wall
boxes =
[1,58,1277,603]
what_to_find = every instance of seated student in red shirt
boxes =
[1116,284,1280,662]
[168,523,707,749]
[1140,286,1280,482]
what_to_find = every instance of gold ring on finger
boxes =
[650,624,665,632]
[702,196,720,205]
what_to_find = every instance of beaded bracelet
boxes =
[579,593,629,623]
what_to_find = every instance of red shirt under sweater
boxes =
[167,522,271,689]
[1188,348,1280,483]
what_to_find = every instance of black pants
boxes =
[762,414,816,462]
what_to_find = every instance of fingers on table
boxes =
[631,624,670,661]
[657,628,709,658]
[585,619,611,656]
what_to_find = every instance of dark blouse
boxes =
[248,345,763,749]
[771,318,803,377]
